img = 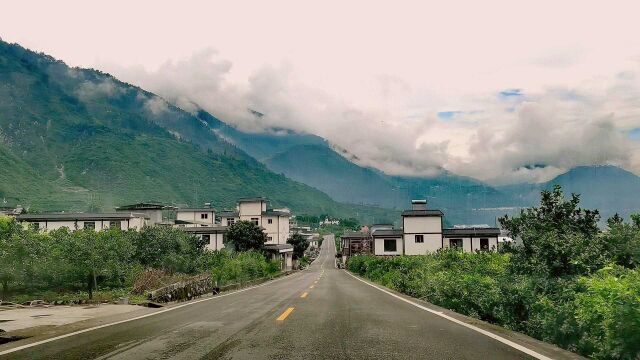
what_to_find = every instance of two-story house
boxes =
[175,206,216,227]
[402,200,445,255]
[220,197,291,245]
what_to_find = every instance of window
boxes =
[84,221,96,230]
[227,218,235,226]
[384,239,397,252]
[201,213,208,219]
[267,236,273,241]
[450,238,463,248]
[480,238,489,250]
[415,234,424,243]
[267,218,273,224]
[251,217,259,225]
[109,221,121,230]
[202,234,211,243]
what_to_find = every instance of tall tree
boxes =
[287,233,307,260]
[225,221,267,252]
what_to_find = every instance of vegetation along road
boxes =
[1,235,581,360]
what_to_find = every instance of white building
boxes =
[16,212,149,232]
[181,226,227,251]
[402,200,445,255]
[175,207,216,227]
[115,203,177,226]
[220,197,294,270]
[363,200,500,257]
[220,197,291,245]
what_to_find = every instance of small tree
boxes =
[225,221,267,252]
[287,233,307,260]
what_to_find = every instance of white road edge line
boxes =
[0,273,301,356]
[344,270,554,360]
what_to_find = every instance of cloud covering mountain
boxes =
[3,0,640,184]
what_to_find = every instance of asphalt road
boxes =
[1,236,576,360]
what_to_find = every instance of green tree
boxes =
[225,221,267,252]
[500,185,600,239]
[287,233,307,259]
[131,226,206,274]
[51,228,133,299]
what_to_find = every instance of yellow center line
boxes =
[314,280,318,284]
[300,292,309,298]
[309,285,315,289]
[276,307,295,321]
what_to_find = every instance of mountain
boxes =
[0,39,396,223]
[500,165,640,222]
[263,143,521,224]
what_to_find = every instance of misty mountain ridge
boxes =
[0,39,397,223]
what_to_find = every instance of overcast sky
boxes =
[2,0,640,184]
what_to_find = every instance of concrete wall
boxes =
[238,201,264,217]
[278,215,290,244]
[403,216,442,233]
[31,217,147,232]
[176,210,215,225]
[222,216,239,227]
[443,236,499,252]
[403,216,443,255]
[403,233,442,255]
[374,238,403,256]
[201,233,225,251]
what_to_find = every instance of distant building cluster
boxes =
[8,197,295,270]
[341,200,501,262]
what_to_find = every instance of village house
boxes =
[0,205,24,217]
[219,197,291,245]
[341,200,500,260]
[180,226,227,251]
[16,212,149,232]
[115,202,177,226]
[175,205,216,227]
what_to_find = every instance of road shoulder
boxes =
[343,270,585,360]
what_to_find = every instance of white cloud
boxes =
[7,0,640,184]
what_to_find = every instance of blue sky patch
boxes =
[437,111,463,120]
[499,88,523,98]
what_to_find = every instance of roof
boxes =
[115,203,177,211]
[262,210,291,217]
[371,229,403,237]
[401,209,444,217]
[263,244,294,253]
[180,226,228,234]
[17,212,150,221]
[176,208,215,212]
[237,197,267,203]
[342,231,370,239]
[443,227,500,237]
[219,211,239,217]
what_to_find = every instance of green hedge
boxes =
[347,253,640,360]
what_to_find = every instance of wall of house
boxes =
[222,217,239,227]
[374,238,403,256]
[403,216,443,255]
[176,211,215,224]
[238,201,264,217]
[442,236,499,252]
[403,216,442,233]
[202,233,225,251]
[278,215,290,244]
[30,217,146,232]
[403,233,442,255]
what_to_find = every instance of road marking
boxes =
[309,285,315,289]
[300,292,309,299]
[276,307,295,321]
[344,271,554,360]
[314,280,318,284]
[0,273,302,356]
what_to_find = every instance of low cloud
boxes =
[103,50,640,184]
[76,79,123,101]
